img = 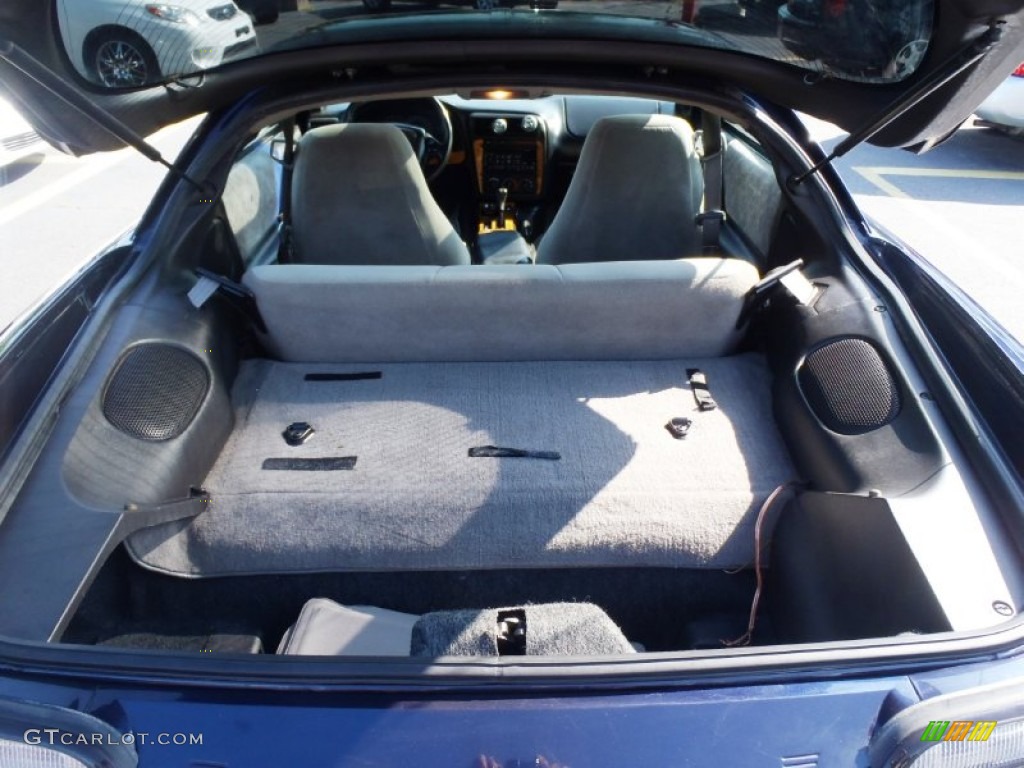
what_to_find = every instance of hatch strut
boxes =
[0,40,208,195]
[789,24,1003,188]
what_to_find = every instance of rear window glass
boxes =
[55,0,934,90]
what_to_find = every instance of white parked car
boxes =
[55,0,259,88]
[975,62,1024,134]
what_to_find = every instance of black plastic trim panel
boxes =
[768,491,950,643]
[767,273,945,495]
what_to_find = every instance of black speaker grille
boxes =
[102,345,210,441]
[799,338,901,435]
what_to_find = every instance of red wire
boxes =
[723,481,801,647]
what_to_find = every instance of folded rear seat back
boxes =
[126,354,795,576]
[242,258,759,363]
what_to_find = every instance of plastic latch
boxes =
[282,422,314,446]
[666,417,693,439]
[496,609,527,656]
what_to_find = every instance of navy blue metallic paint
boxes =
[0,655,1022,766]
[0,674,917,766]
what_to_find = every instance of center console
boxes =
[471,113,547,247]
[471,112,546,198]
[477,229,534,265]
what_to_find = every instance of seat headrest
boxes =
[290,123,470,266]
[537,114,705,265]
[298,122,413,175]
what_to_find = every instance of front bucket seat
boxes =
[290,123,470,266]
[537,115,704,265]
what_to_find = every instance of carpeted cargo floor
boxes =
[127,355,796,576]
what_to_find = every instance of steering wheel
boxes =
[347,98,453,183]
[397,115,452,183]
[391,121,452,182]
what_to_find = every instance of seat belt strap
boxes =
[278,118,297,263]
[699,112,725,255]
[119,488,210,536]
[687,368,718,412]
[469,445,561,461]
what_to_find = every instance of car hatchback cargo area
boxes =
[126,355,792,576]
[3,92,1021,664]
[59,336,968,656]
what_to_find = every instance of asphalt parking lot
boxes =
[0,0,1021,340]
[0,117,202,333]
[806,115,1024,342]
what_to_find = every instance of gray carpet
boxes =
[126,355,796,576]
[410,603,637,657]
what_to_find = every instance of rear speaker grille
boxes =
[798,337,901,435]
[102,345,210,441]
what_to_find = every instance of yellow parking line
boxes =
[853,165,1024,198]
[853,167,910,198]
[866,166,1024,181]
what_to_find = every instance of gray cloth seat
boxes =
[243,258,758,363]
[276,598,419,655]
[290,123,471,266]
[537,114,705,265]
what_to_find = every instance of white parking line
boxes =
[0,150,130,228]
[0,117,202,228]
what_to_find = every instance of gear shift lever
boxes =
[497,187,509,229]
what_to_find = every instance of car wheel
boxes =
[474,0,502,9]
[88,31,160,88]
[888,39,928,80]
[361,0,392,11]
[254,9,279,24]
